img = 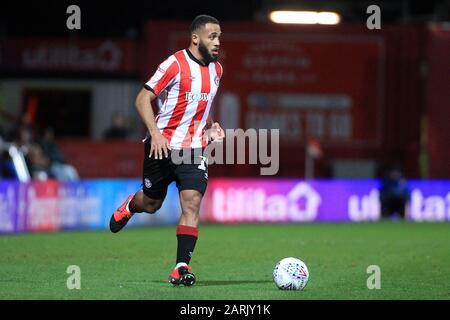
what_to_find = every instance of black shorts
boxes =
[142,139,208,200]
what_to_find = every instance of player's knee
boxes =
[147,202,162,214]
[142,197,163,214]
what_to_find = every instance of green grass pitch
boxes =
[0,222,449,300]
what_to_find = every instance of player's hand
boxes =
[149,131,171,159]
[209,122,225,142]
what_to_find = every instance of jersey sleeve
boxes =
[144,56,179,96]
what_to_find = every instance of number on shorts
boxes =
[198,156,207,171]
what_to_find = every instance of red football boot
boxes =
[169,265,196,286]
[109,195,135,233]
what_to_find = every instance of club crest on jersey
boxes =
[214,75,220,86]
[185,92,214,102]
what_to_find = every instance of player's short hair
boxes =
[190,15,220,33]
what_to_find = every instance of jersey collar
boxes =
[186,49,209,67]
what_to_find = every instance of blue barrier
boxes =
[0,179,182,233]
[0,179,449,234]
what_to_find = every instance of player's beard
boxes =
[198,40,217,64]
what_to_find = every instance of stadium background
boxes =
[0,0,449,300]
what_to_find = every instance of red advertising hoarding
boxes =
[168,32,384,149]
[425,26,450,179]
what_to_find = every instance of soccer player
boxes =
[109,15,225,287]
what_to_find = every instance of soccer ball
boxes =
[272,257,309,290]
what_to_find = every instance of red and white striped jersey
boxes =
[144,49,223,149]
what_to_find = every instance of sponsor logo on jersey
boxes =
[185,92,215,102]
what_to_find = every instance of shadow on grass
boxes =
[151,280,273,286]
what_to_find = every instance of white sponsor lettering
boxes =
[410,189,450,221]
[348,189,380,221]
[212,182,321,222]
[185,92,215,102]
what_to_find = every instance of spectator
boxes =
[0,133,13,178]
[1,112,52,181]
[7,112,36,145]
[1,119,30,180]
[379,165,410,220]
[39,127,79,181]
[27,143,51,180]
[103,112,130,139]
